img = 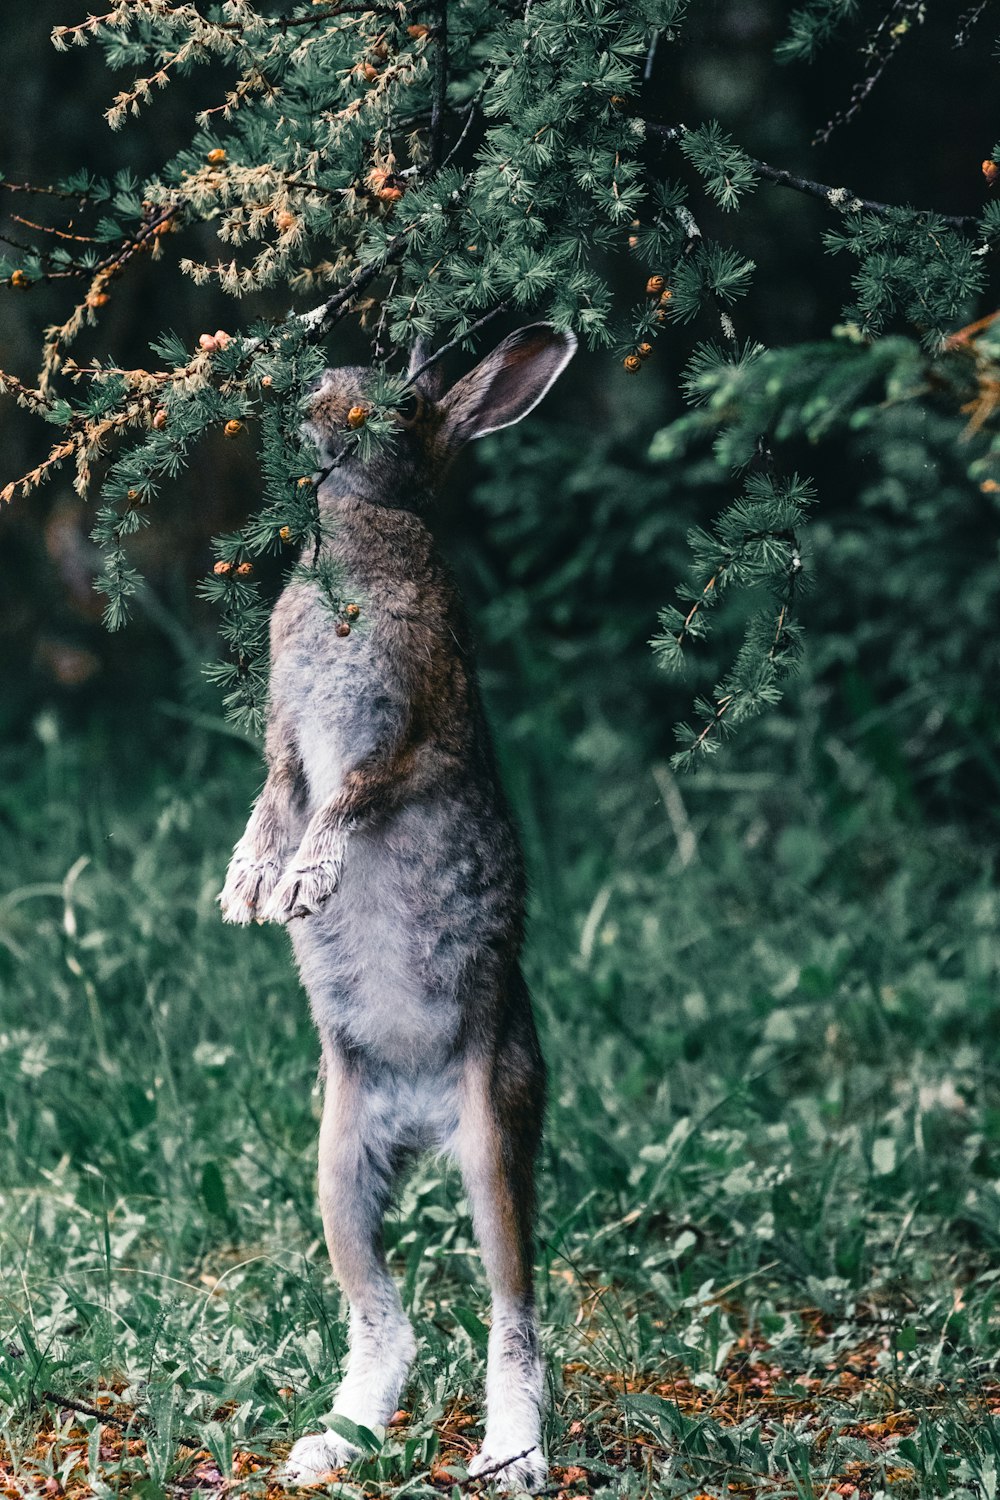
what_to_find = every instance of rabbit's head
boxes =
[308,323,576,509]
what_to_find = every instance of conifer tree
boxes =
[2,1,997,762]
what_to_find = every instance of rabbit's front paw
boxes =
[218,852,282,925]
[261,858,340,923]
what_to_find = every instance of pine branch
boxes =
[99,200,188,277]
[301,239,407,342]
[642,120,977,230]
[5,199,186,309]
[652,469,812,772]
[746,158,974,231]
[439,88,481,173]
[276,3,407,29]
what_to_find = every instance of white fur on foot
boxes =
[283,1430,358,1484]
[332,1305,417,1428]
[468,1445,547,1493]
[474,1297,545,1493]
[282,1305,415,1484]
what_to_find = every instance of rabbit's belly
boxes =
[337,1060,464,1156]
[291,840,464,1071]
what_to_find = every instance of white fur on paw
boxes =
[468,1446,546,1493]
[218,854,282,925]
[283,1430,357,1484]
[261,860,339,924]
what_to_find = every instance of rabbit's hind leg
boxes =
[284,1047,416,1483]
[455,1028,547,1494]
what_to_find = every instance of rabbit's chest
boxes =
[271,583,387,805]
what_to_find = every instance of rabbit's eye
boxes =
[396,391,424,427]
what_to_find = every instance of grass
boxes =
[2,686,1000,1500]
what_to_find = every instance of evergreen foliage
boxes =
[1,0,998,757]
[652,470,812,771]
[775,0,860,64]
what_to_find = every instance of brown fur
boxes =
[219,324,576,1492]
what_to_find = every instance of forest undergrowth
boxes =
[2,673,1000,1500]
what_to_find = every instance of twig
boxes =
[642,120,976,231]
[5,263,84,282]
[277,2,404,27]
[16,200,187,297]
[98,201,187,277]
[0,371,58,412]
[51,2,400,44]
[373,269,401,363]
[43,1391,134,1431]
[954,0,991,46]
[688,693,734,754]
[815,0,922,145]
[0,180,92,202]
[676,570,720,649]
[40,1390,199,1448]
[0,230,34,256]
[643,27,660,82]
[404,300,512,387]
[301,234,408,343]
[746,156,973,230]
[429,0,450,171]
[440,90,483,173]
[465,1447,539,1484]
[11,214,100,243]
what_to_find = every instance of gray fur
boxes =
[219,324,576,1492]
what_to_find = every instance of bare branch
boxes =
[954,0,992,47]
[429,0,450,171]
[815,0,923,145]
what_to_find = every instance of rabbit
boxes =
[218,323,576,1492]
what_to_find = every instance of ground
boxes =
[1,703,999,1499]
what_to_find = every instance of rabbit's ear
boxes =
[437,323,576,450]
[406,336,445,398]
